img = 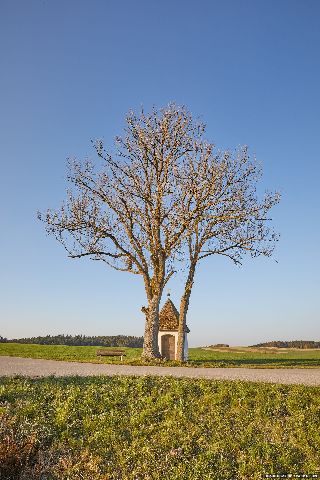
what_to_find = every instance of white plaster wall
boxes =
[158,331,178,359]
[184,332,188,361]
[158,331,188,361]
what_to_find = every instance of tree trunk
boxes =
[142,294,162,359]
[176,261,197,361]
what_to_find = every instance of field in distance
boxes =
[1,343,320,368]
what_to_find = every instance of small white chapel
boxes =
[158,295,190,361]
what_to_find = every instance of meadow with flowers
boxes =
[1,375,320,479]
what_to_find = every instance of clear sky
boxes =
[0,0,319,346]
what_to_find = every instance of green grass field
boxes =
[1,376,319,479]
[1,342,320,368]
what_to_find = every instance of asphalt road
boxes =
[1,356,320,385]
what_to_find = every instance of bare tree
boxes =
[38,104,208,359]
[175,145,280,361]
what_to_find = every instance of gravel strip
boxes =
[1,356,320,385]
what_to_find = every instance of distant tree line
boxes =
[251,340,320,349]
[0,334,143,347]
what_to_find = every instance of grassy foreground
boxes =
[0,376,319,479]
[1,342,320,368]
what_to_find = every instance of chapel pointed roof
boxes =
[159,298,190,332]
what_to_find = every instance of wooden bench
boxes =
[96,349,126,361]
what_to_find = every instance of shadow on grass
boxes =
[189,358,320,367]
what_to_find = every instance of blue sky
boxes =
[0,0,319,346]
